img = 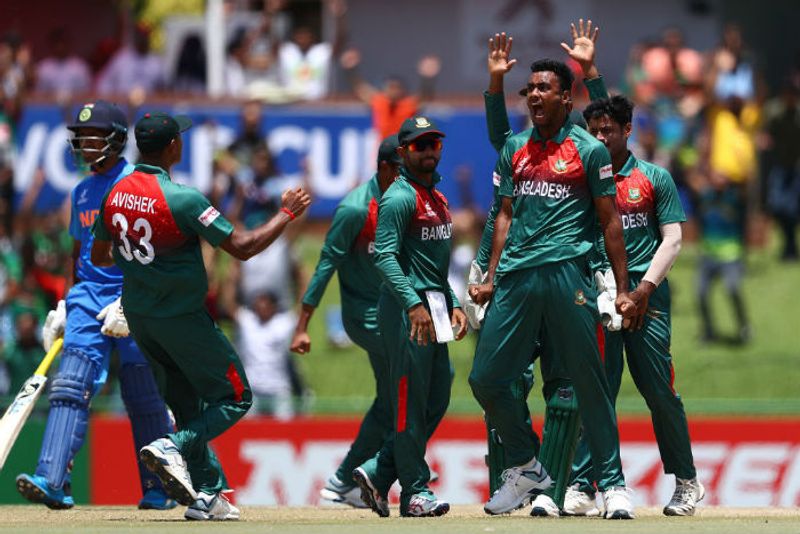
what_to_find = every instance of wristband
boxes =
[280,207,296,220]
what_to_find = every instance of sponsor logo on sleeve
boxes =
[600,164,613,180]
[198,206,220,227]
[492,172,501,187]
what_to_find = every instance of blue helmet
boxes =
[67,100,128,168]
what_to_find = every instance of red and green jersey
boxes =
[374,168,459,311]
[595,154,686,273]
[303,175,383,331]
[92,163,234,317]
[496,120,614,274]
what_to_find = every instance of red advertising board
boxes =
[90,415,800,508]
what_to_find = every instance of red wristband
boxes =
[280,207,296,220]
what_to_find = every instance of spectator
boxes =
[96,23,165,96]
[763,78,800,261]
[694,172,751,344]
[640,27,704,101]
[340,48,440,140]
[3,311,40,394]
[277,0,348,101]
[172,33,206,94]
[232,292,297,420]
[0,35,26,121]
[224,27,249,97]
[34,28,91,98]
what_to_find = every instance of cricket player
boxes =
[90,111,310,521]
[552,20,704,518]
[352,117,468,518]
[290,135,402,507]
[16,100,175,511]
[468,54,639,519]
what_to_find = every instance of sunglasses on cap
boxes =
[406,138,443,152]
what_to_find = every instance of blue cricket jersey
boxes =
[68,159,135,285]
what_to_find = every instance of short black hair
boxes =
[529,59,574,93]
[583,95,635,127]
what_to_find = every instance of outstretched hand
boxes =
[560,18,599,77]
[488,32,517,77]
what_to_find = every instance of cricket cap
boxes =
[397,116,445,145]
[134,111,192,153]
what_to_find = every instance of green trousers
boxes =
[127,309,252,494]
[572,276,696,492]
[333,318,392,485]
[366,290,453,509]
[469,259,625,490]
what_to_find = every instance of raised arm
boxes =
[485,32,517,152]
[340,48,377,104]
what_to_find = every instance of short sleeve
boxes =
[583,141,615,198]
[172,187,234,247]
[653,167,687,225]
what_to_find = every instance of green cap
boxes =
[376,134,402,166]
[397,116,445,145]
[134,112,192,153]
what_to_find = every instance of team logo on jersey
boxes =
[552,158,568,174]
[628,187,642,203]
[574,289,586,305]
[198,206,220,227]
[78,106,93,122]
[76,187,89,205]
[424,201,436,217]
[600,163,613,180]
[415,117,431,128]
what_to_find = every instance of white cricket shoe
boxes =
[139,437,197,506]
[562,485,602,517]
[184,491,240,521]
[602,486,635,519]
[484,457,552,515]
[529,493,560,517]
[319,475,368,508]
[663,477,705,516]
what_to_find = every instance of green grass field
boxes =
[291,230,800,416]
[0,506,798,534]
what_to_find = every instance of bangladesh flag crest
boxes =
[553,158,568,173]
[628,187,642,203]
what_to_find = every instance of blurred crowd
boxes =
[0,2,799,413]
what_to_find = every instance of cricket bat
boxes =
[0,338,63,470]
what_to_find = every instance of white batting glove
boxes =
[42,299,66,351]
[96,297,130,338]
[464,260,488,330]
[595,270,622,332]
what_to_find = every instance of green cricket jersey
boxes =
[495,120,615,274]
[302,176,383,330]
[93,163,233,317]
[477,76,611,271]
[595,154,686,273]
[374,167,460,311]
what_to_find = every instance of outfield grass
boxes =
[291,229,800,416]
[0,506,798,534]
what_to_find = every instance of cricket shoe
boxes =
[15,474,74,510]
[185,491,240,521]
[139,437,197,506]
[602,486,635,519]
[138,488,178,510]
[484,457,552,515]
[401,494,450,517]
[562,485,602,517]
[352,467,390,517]
[530,493,560,517]
[319,475,368,508]
[663,478,705,516]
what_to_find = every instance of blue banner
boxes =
[14,103,528,218]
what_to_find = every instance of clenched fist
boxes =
[281,188,312,218]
